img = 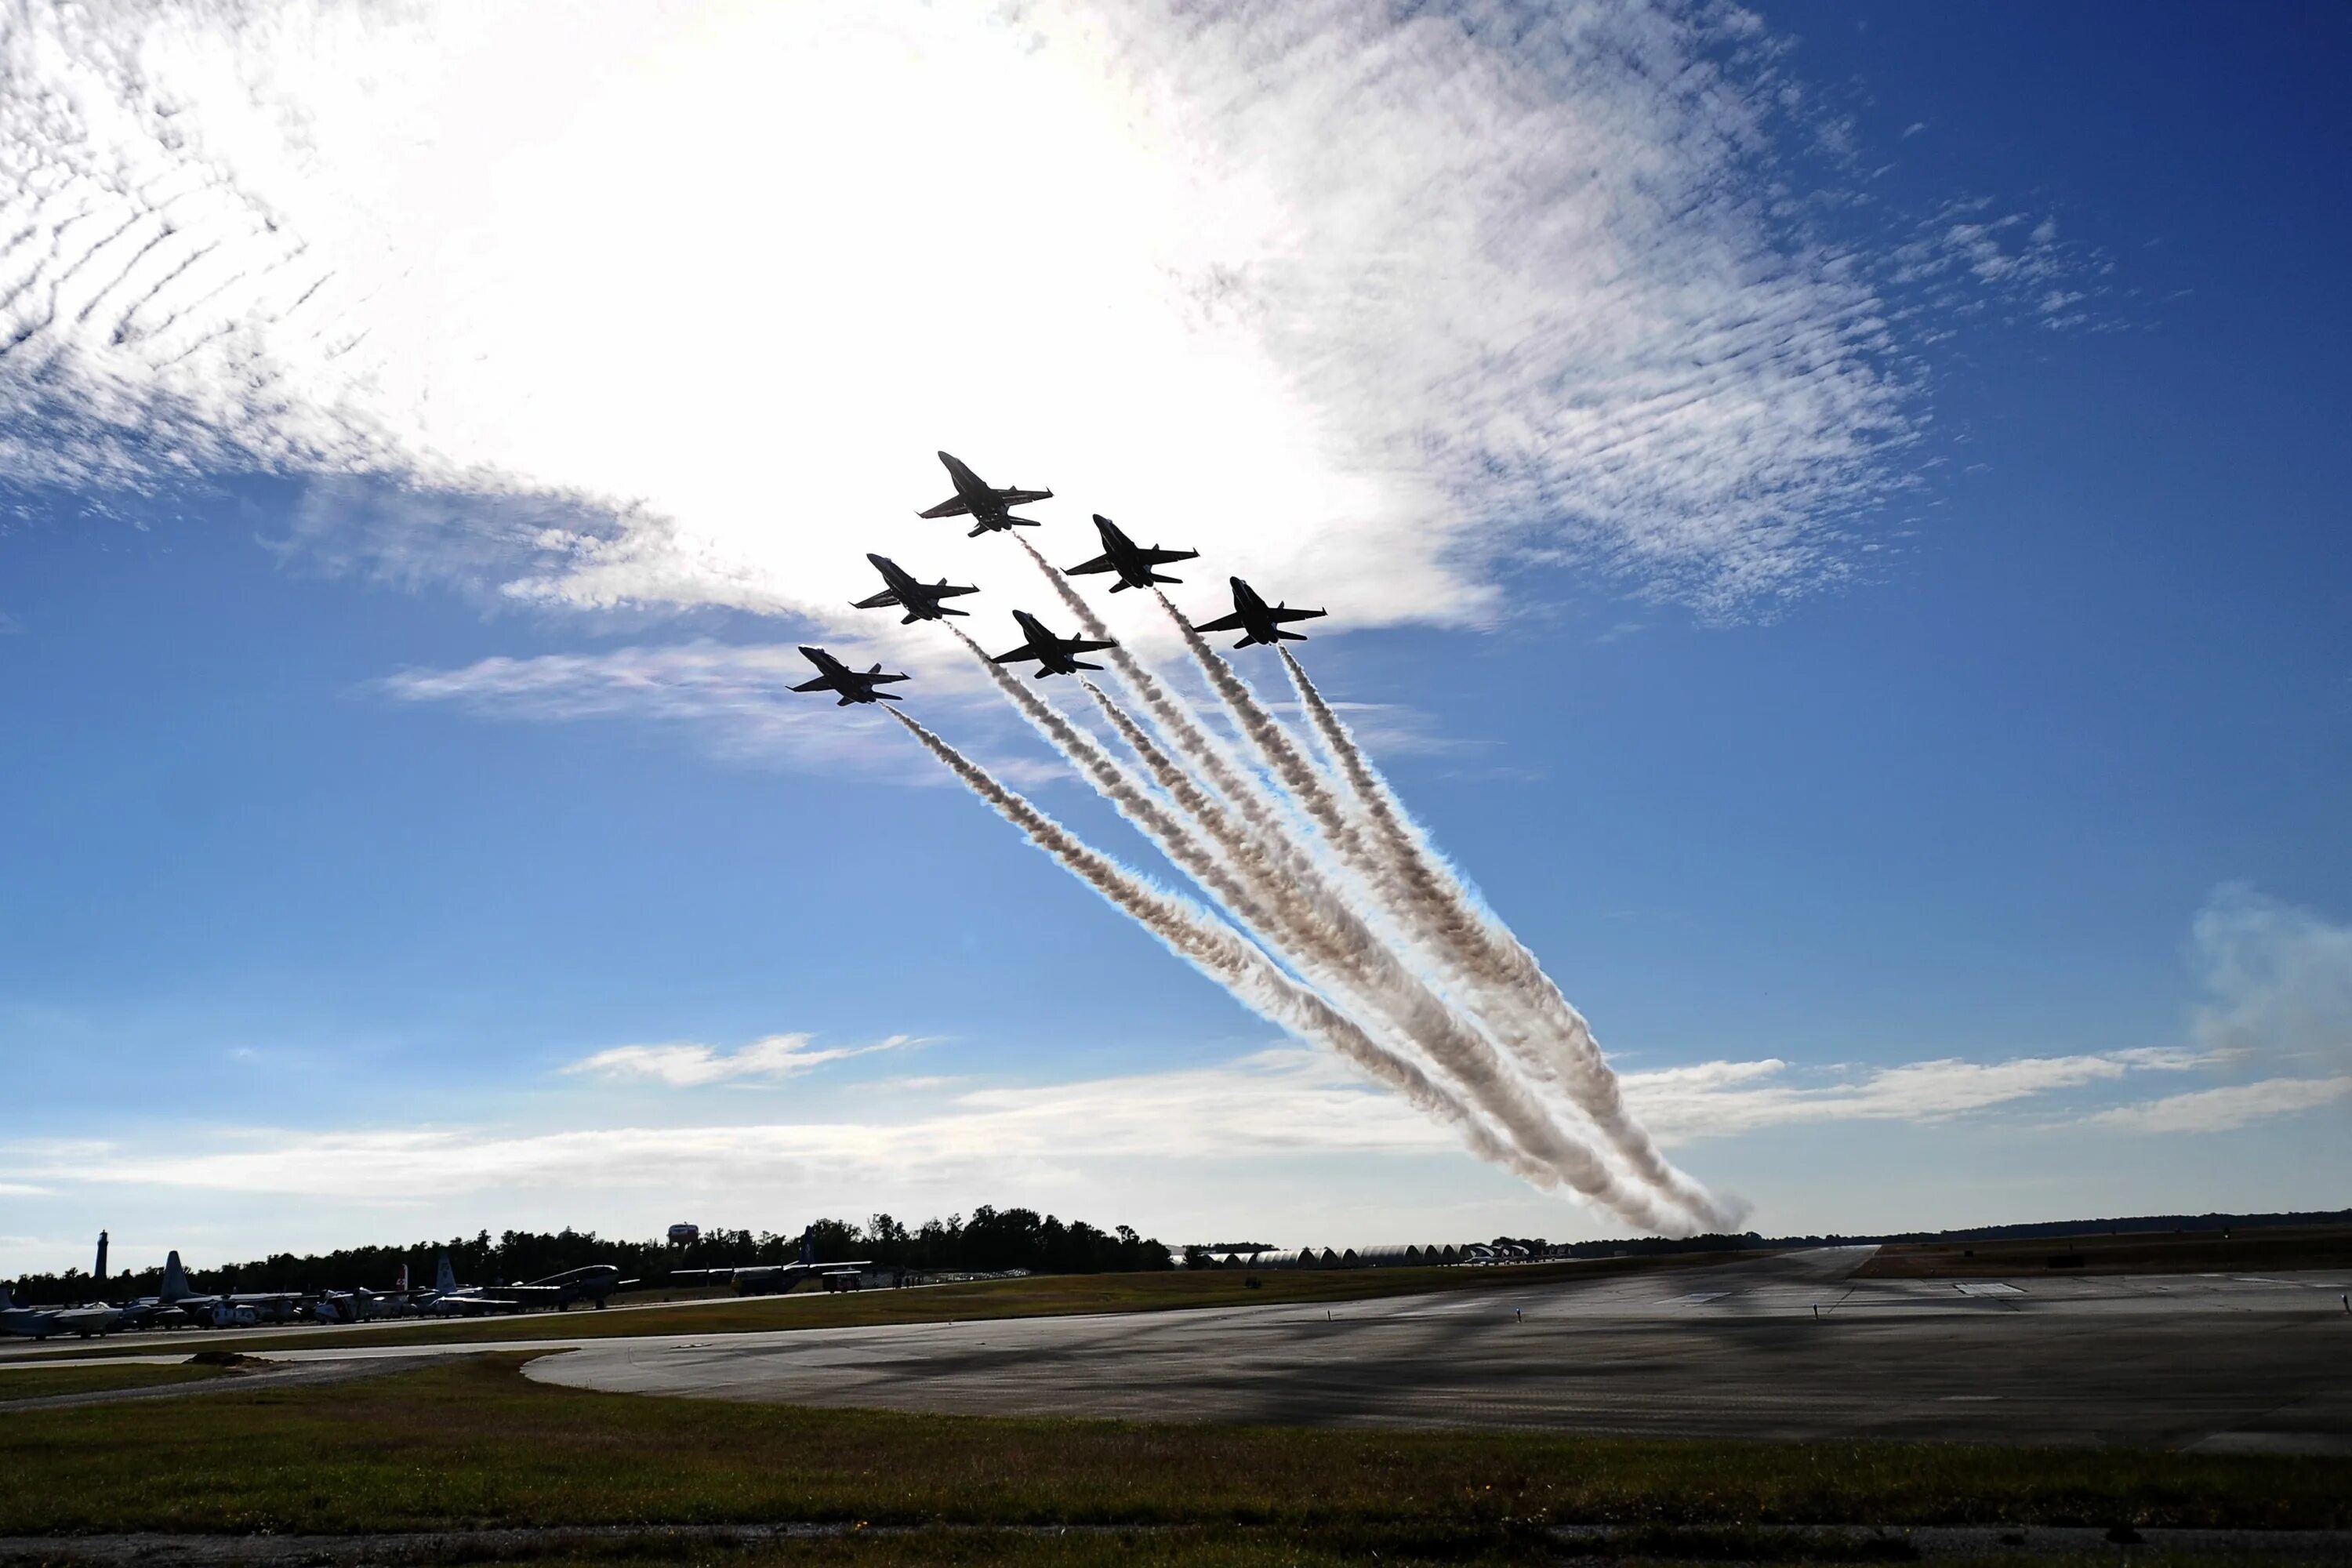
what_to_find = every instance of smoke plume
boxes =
[885,708,1548,1185]
[942,625,1690,1229]
[1278,648,1739,1229]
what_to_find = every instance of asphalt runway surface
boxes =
[9,1249,2350,1449]
[515,1248,2352,1450]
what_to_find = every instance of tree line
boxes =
[4,1205,1173,1305]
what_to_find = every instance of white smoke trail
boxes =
[1278,647,1739,1229]
[1013,539,1298,845]
[943,626,1693,1232]
[1008,543,1713,1229]
[1156,589,1380,867]
[1156,591,1725,1230]
[884,707,1548,1186]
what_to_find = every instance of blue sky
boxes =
[2,2,2347,1276]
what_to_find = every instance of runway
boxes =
[519,1248,2352,1450]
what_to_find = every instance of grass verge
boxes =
[1858,1225,2352,1279]
[1,1354,2344,1536]
[0,1360,230,1402]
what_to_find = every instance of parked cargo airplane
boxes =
[0,1282,126,1339]
[126,1251,305,1327]
[670,1230,873,1296]
[418,1254,637,1314]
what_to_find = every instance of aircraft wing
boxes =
[851,590,901,609]
[1069,639,1116,655]
[790,676,837,692]
[1192,611,1247,633]
[991,640,1043,664]
[999,488,1052,506]
[917,496,972,519]
[1272,607,1327,622]
[1064,553,1116,575]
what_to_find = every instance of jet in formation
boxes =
[918,452,1052,536]
[671,1230,874,1296]
[854,554,978,622]
[1062,514,1197,592]
[992,610,1116,677]
[1192,576,1327,647]
[793,645,910,706]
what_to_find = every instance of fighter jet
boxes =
[1192,576,1327,648]
[917,451,1053,535]
[853,554,978,622]
[991,610,1116,677]
[792,645,909,706]
[1062,514,1198,592]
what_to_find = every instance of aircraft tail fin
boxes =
[800,1229,816,1267]
[0,1281,14,1309]
[162,1250,192,1301]
[435,1252,458,1294]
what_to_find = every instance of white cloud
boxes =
[378,641,1006,781]
[4,1042,2243,1205]
[1619,1048,2199,1143]
[2084,1076,2352,1135]
[0,0,1919,630]
[7,1049,1455,1199]
[1887,200,2111,329]
[1617,893,2352,1145]
[564,1033,924,1088]
[2190,884,2352,1073]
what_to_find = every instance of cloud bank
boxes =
[9,1033,2325,1208]
[2,0,1922,635]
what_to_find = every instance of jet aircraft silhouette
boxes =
[670,1229,876,1296]
[1063,514,1198,591]
[854,554,978,622]
[917,451,1052,535]
[793,645,910,705]
[992,610,1116,677]
[1192,576,1327,647]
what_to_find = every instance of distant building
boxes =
[666,1223,700,1247]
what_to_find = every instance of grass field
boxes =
[2,1353,2346,1540]
[7,1253,1759,1362]
[0,1359,230,1402]
[1857,1225,2352,1279]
